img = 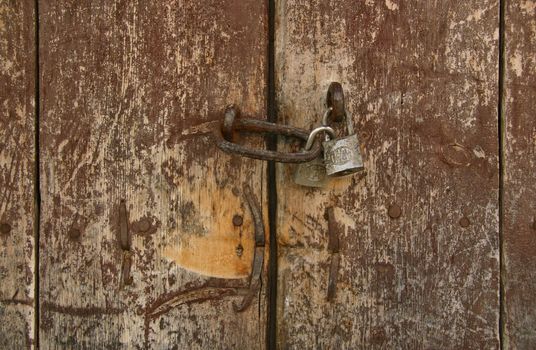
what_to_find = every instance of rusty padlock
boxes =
[294,126,336,187]
[323,109,364,177]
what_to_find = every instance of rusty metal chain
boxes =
[212,105,323,163]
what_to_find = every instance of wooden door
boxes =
[38,1,268,348]
[1,0,536,349]
[274,1,501,348]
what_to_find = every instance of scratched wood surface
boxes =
[275,0,500,348]
[0,1,36,348]
[39,1,267,348]
[503,1,536,348]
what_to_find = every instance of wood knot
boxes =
[439,143,472,167]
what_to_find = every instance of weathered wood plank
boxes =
[503,2,536,348]
[275,1,500,348]
[39,1,267,348]
[0,1,36,348]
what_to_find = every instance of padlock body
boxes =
[323,134,364,177]
[294,157,328,187]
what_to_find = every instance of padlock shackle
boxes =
[322,107,333,126]
[304,126,336,150]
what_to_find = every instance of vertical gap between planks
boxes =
[33,0,41,347]
[266,0,278,348]
[498,0,506,348]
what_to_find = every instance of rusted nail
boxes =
[326,207,340,253]
[68,228,81,239]
[119,200,130,250]
[232,214,243,227]
[459,217,470,228]
[0,222,11,235]
[121,251,133,286]
[327,253,340,301]
[326,207,341,301]
[235,244,244,257]
[388,204,402,219]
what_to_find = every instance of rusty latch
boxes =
[233,185,265,312]
[212,105,323,163]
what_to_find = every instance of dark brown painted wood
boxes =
[0,1,36,348]
[275,0,500,348]
[39,1,267,348]
[503,1,536,348]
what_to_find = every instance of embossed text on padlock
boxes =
[323,111,364,177]
[294,126,336,187]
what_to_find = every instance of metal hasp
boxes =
[213,105,322,163]
[323,82,365,177]
[325,207,340,301]
[233,185,265,312]
[326,82,345,122]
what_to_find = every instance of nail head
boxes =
[388,204,402,219]
[68,228,81,239]
[232,214,243,227]
[0,223,11,235]
[459,217,470,228]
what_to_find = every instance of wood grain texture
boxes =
[0,1,36,348]
[39,1,267,348]
[503,1,536,348]
[275,0,500,348]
